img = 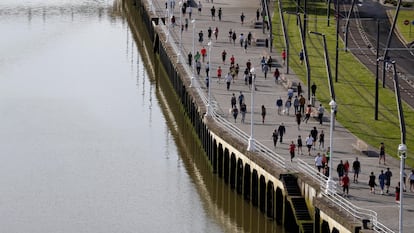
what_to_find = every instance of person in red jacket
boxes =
[289,141,296,162]
[201,47,207,63]
[342,173,350,197]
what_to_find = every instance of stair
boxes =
[281,174,314,233]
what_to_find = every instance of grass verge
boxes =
[272,0,414,167]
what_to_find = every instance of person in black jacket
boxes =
[277,123,286,143]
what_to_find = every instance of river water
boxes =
[0,1,284,232]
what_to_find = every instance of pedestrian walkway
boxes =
[149,0,414,231]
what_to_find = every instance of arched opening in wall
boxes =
[332,227,339,233]
[321,220,330,233]
[218,144,223,177]
[252,170,259,207]
[213,139,218,173]
[259,175,266,213]
[208,134,212,161]
[230,153,236,189]
[236,158,243,194]
[223,148,230,184]
[266,181,274,219]
[244,164,251,201]
[275,187,283,223]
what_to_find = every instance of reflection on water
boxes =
[0,0,285,232]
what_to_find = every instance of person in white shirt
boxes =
[305,135,313,156]
[315,153,323,172]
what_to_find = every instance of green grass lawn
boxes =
[272,0,414,167]
[394,9,414,44]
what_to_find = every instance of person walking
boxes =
[299,49,304,64]
[369,171,377,194]
[240,12,245,25]
[337,160,345,184]
[188,52,193,66]
[196,60,201,76]
[240,102,246,123]
[319,130,325,149]
[261,105,266,124]
[278,123,286,143]
[305,135,313,156]
[297,135,303,155]
[315,153,323,172]
[297,82,302,95]
[385,167,392,194]
[284,98,292,115]
[231,106,238,123]
[352,157,361,183]
[310,127,318,149]
[342,173,350,197]
[317,104,324,125]
[273,68,280,83]
[231,93,237,109]
[218,7,222,21]
[378,170,386,195]
[396,182,401,202]
[217,66,222,83]
[200,46,206,62]
[281,49,286,65]
[272,129,278,148]
[295,111,302,130]
[293,96,299,114]
[304,104,311,123]
[230,55,235,65]
[225,72,232,90]
[221,50,227,64]
[276,97,283,115]
[379,142,386,165]
[238,91,244,108]
[311,82,317,96]
[409,170,414,192]
[199,30,204,45]
[205,62,210,77]
[197,1,202,15]
[214,27,218,40]
[232,31,236,46]
[210,6,216,20]
[289,141,296,162]
[207,27,212,40]
[299,95,306,114]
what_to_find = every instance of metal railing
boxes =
[296,159,395,233]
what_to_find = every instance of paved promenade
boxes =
[148,0,414,231]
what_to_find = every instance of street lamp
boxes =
[309,31,335,100]
[177,1,183,63]
[389,60,407,233]
[247,67,256,152]
[326,99,337,194]
[205,41,212,117]
[190,19,196,87]
[310,31,337,194]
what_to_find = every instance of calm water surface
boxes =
[0,1,283,232]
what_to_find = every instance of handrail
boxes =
[153,5,390,233]
[296,159,394,233]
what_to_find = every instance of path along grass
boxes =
[272,0,414,166]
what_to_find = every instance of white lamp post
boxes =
[177,1,183,63]
[326,99,337,194]
[165,8,170,42]
[190,19,196,87]
[205,41,212,117]
[398,143,407,233]
[247,67,256,152]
